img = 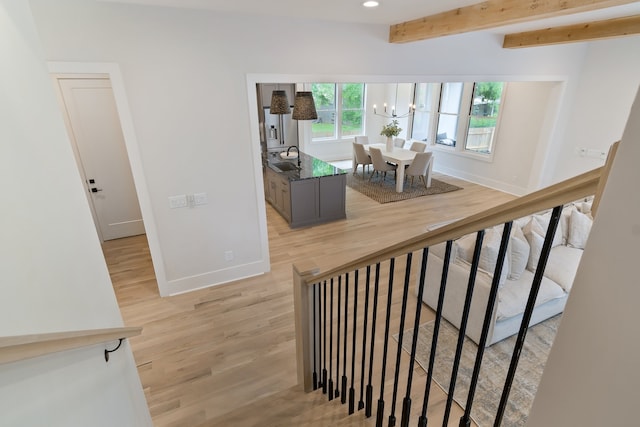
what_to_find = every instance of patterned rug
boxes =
[346,170,462,203]
[395,315,560,426]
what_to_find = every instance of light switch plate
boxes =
[169,195,188,209]
[194,192,208,206]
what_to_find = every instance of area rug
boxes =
[395,315,560,426]
[346,170,462,203]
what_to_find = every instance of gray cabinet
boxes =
[319,175,346,221]
[264,167,291,221]
[290,179,319,228]
[265,169,346,228]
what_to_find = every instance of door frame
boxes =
[48,62,167,295]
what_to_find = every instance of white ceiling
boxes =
[99,0,640,33]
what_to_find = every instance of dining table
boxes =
[356,143,430,193]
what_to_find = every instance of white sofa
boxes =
[420,201,594,346]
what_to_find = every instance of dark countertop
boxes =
[265,150,347,181]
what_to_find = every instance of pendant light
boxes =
[292,91,318,120]
[269,90,291,145]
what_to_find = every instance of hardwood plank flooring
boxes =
[102,172,514,426]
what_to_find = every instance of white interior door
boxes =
[56,77,145,241]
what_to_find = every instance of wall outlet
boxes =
[168,195,188,209]
[224,250,234,261]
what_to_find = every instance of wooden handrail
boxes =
[591,141,619,217]
[297,166,603,285]
[0,326,142,365]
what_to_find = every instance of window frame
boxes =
[410,81,507,162]
[463,82,506,157]
[310,83,366,142]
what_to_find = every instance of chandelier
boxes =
[373,84,416,119]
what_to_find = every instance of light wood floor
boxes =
[103,172,515,427]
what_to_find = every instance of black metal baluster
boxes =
[329,278,335,401]
[322,280,327,394]
[376,258,396,427]
[313,283,318,391]
[388,253,413,427]
[349,270,359,414]
[400,249,429,427]
[366,263,382,418]
[342,273,349,404]
[336,275,341,398]
[359,265,372,411]
[460,222,512,427]
[418,241,454,427]
[494,206,562,426]
[443,230,485,425]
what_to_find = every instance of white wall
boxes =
[545,37,640,184]
[0,1,151,425]
[434,81,564,195]
[27,0,640,295]
[527,87,640,427]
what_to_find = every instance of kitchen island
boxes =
[264,151,346,228]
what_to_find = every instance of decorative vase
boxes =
[386,136,394,152]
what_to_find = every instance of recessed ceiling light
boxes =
[363,1,379,8]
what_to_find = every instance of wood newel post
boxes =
[293,261,320,393]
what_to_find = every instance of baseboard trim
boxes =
[434,165,528,196]
[164,260,269,296]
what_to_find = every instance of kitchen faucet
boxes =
[286,146,300,166]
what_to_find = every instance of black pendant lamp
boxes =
[269,90,291,145]
[292,91,318,120]
[270,90,291,114]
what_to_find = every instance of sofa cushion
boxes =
[544,245,583,292]
[497,270,566,320]
[567,209,593,249]
[457,227,509,285]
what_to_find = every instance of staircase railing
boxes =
[0,326,142,365]
[293,146,613,426]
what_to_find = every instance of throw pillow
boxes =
[533,212,564,248]
[508,226,530,280]
[579,200,593,215]
[523,218,545,272]
[567,209,593,249]
[429,240,458,263]
[456,227,509,285]
[560,205,577,245]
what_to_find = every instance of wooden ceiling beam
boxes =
[503,14,640,47]
[389,0,640,44]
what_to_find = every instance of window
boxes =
[341,83,365,137]
[436,82,463,148]
[311,83,365,140]
[311,83,336,139]
[465,82,504,154]
[412,83,437,142]
[411,81,506,158]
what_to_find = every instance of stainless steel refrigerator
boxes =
[257,84,298,154]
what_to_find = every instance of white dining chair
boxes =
[368,147,397,183]
[353,142,372,177]
[355,135,370,145]
[405,151,433,188]
[410,141,427,153]
[393,138,405,148]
